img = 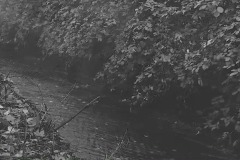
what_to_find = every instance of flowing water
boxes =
[0,57,235,160]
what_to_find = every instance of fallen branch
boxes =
[54,96,101,131]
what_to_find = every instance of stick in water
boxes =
[54,96,100,131]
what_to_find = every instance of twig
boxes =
[60,82,77,104]
[51,132,55,156]
[5,72,10,79]
[200,153,239,160]
[54,96,100,131]
[106,128,129,160]
[180,135,239,160]
[22,115,28,158]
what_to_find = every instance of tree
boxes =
[97,0,240,106]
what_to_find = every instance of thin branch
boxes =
[54,96,100,131]
[60,82,77,104]
[22,115,28,158]
[106,128,129,160]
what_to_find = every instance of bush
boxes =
[0,73,77,159]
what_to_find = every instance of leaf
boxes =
[213,11,220,17]
[217,7,224,13]
[27,118,33,123]
[0,118,9,128]
[7,94,14,101]
[161,54,171,62]
[34,130,45,137]
[6,115,15,124]
[202,64,209,70]
[198,78,203,86]
[232,88,240,95]
[175,33,183,40]
[22,108,29,115]
[229,71,238,77]
[4,110,10,116]
[0,153,10,157]
[225,57,231,61]
[235,121,240,133]
[27,116,40,128]
[5,126,19,133]
[96,34,102,41]
[199,5,207,10]
[16,100,22,104]
[236,17,240,21]
[53,154,66,160]
[13,150,23,158]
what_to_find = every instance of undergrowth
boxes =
[0,73,77,159]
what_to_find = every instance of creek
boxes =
[0,57,232,160]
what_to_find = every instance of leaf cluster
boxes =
[0,74,76,160]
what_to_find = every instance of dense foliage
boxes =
[1,0,240,153]
[1,0,239,103]
[0,73,76,159]
[99,0,240,105]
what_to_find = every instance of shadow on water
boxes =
[0,57,237,160]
